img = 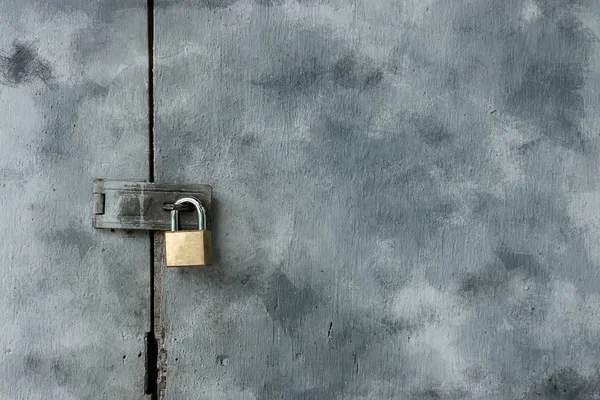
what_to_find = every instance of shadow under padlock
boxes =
[164,197,213,267]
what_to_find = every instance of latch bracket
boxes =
[92,179,212,231]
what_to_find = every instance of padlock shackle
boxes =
[170,197,207,231]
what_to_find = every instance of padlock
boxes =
[164,197,213,267]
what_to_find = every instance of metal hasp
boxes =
[92,179,212,231]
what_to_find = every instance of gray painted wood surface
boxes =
[0,1,150,398]
[155,0,600,399]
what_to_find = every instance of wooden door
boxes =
[0,1,150,398]
[3,1,600,399]
[154,1,600,399]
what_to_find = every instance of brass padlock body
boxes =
[165,230,212,267]
[165,197,212,267]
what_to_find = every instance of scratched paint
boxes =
[155,0,600,399]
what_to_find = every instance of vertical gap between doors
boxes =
[145,0,160,398]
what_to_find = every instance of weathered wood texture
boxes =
[154,1,600,399]
[0,1,150,398]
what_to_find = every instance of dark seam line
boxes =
[145,0,158,397]
[148,0,155,185]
